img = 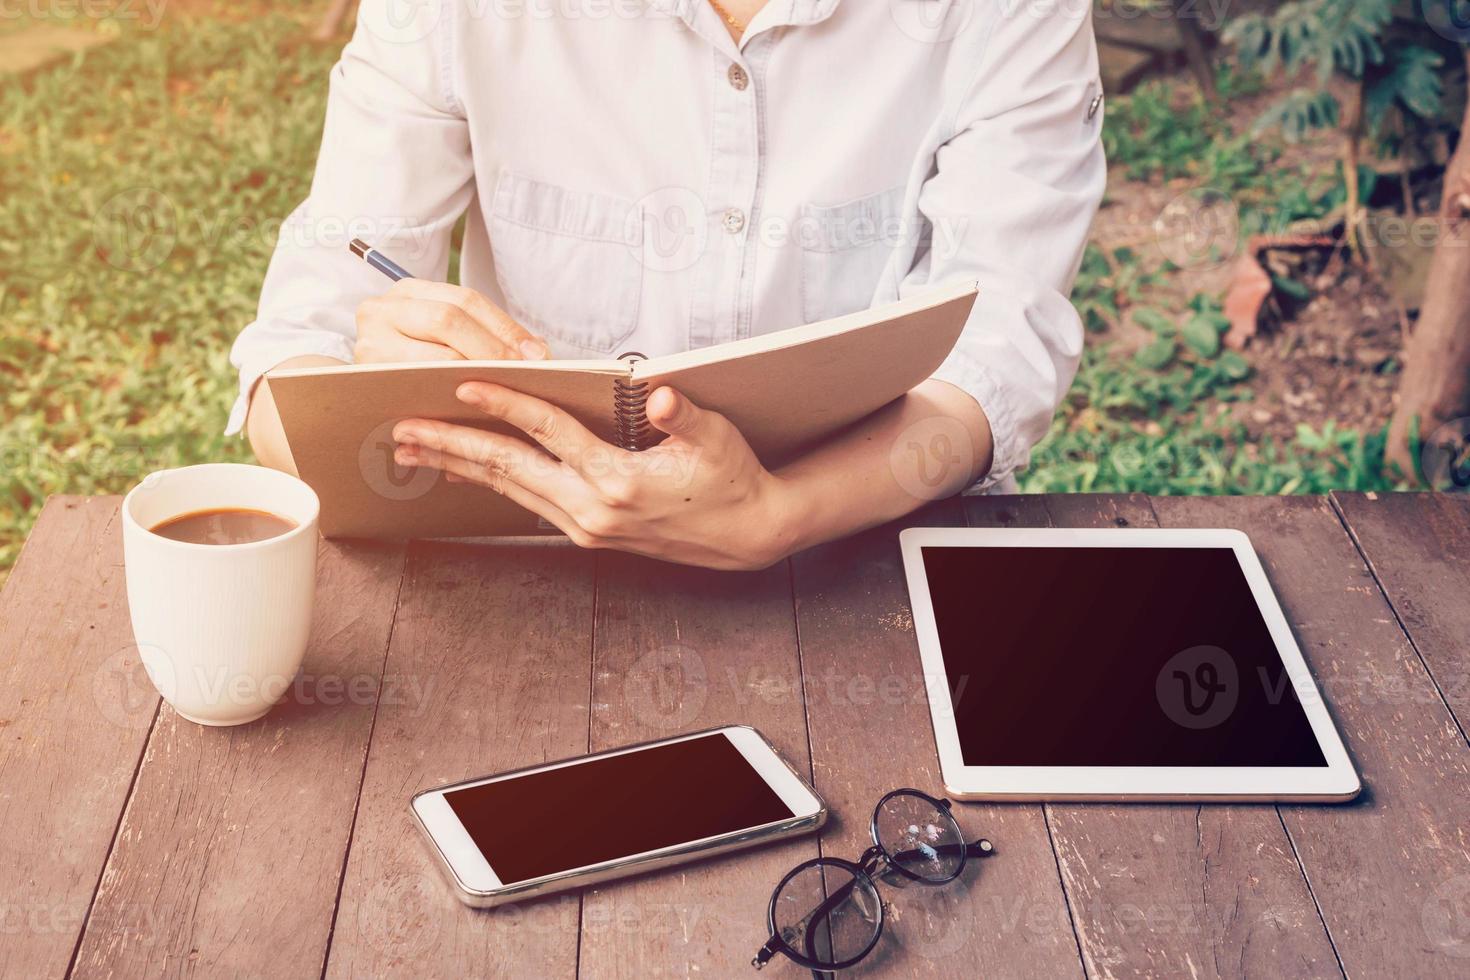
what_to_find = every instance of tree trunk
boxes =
[1172,1,1218,103]
[1386,47,1470,481]
[1342,82,1365,255]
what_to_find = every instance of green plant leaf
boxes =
[1133,307,1176,335]
[1182,315,1223,358]
[1219,350,1252,380]
[1254,88,1341,142]
[1363,44,1445,135]
[1134,337,1178,371]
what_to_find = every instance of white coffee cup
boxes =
[122,463,320,726]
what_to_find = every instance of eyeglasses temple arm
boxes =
[884,838,996,866]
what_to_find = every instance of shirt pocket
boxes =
[798,185,905,324]
[488,170,642,355]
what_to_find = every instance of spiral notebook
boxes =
[266,280,978,539]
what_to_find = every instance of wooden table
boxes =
[3,492,1468,978]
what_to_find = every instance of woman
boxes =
[232,0,1105,569]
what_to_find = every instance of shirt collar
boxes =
[647,1,842,37]
[781,0,843,27]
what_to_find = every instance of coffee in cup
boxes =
[150,508,297,546]
[122,463,320,726]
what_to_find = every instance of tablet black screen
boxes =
[920,546,1328,767]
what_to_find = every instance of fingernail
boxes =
[394,446,416,465]
[520,340,548,360]
[456,385,481,406]
[393,424,420,444]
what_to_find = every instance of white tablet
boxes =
[899,527,1361,802]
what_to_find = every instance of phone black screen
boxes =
[443,731,796,884]
[920,545,1328,768]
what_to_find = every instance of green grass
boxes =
[1025,246,1399,496]
[1103,70,1251,183]
[1,13,337,571]
[0,15,1401,576]
[1043,68,1400,497]
[1022,344,1396,496]
[1102,64,1345,237]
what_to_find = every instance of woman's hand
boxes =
[354,280,550,363]
[391,383,800,570]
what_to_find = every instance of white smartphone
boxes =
[411,725,827,907]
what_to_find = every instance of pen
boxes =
[349,238,413,281]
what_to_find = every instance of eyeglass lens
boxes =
[873,792,965,884]
[771,860,883,967]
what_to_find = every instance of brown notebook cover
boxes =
[266,280,978,538]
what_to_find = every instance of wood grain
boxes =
[1151,494,1470,975]
[792,498,1086,979]
[0,497,149,979]
[70,538,406,978]
[324,541,594,979]
[1031,494,1340,980]
[9,493,1469,977]
[1331,492,1470,737]
[576,554,817,978]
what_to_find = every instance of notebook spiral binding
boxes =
[614,352,652,452]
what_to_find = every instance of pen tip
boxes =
[349,238,369,259]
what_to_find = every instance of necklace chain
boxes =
[707,0,744,31]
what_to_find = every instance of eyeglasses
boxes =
[751,788,994,975]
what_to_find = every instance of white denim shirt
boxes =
[228,0,1106,490]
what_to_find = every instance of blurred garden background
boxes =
[1,0,1468,578]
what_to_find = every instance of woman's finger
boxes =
[392,418,586,503]
[396,442,593,546]
[646,386,728,445]
[457,382,613,476]
[353,321,464,364]
[366,296,520,360]
[389,280,550,360]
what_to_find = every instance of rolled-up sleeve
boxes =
[226,0,473,434]
[906,6,1106,490]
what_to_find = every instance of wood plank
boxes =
[70,538,407,978]
[791,498,1086,979]
[1033,494,1340,980]
[1330,492,1470,737]
[324,541,594,978]
[0,497,148,979]
[1151,495,1470,976]
[576,553,817,977]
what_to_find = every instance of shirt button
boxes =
[727,63,749,91]
[722,208,746,234]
